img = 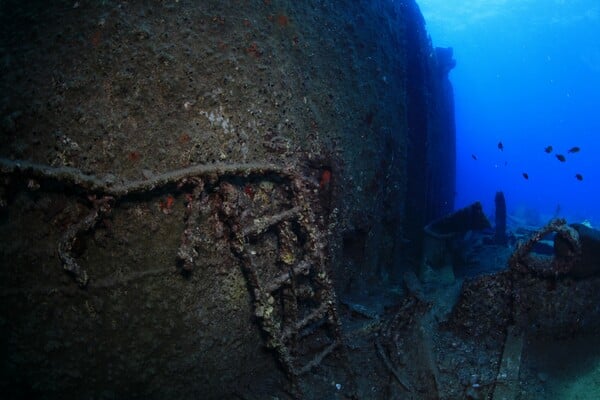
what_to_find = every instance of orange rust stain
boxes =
[320,170,332,189]
[179,133,191,144]
[127,151,141,162]
[246,42,262,58]
[159,195,176,214]
[277,15,289,27]
[91,30,102,47]
[243,184,254,199]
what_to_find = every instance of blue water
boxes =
[417,0,600,227]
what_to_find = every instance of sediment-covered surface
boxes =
[0,0,457,398]
[1,3,599,397]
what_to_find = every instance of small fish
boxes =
[575,174,583,181]
[471,154,478,160]
[544,146,553,153]
[568,146,580,153]
[556,154,566,162]
[498,141,504,151]
[522,172,529,180]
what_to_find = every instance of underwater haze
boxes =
[418,0,600,227]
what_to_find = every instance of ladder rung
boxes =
[281,302,330,341]
[242,206,302,237]
[264,261,311,292]
[298,340,340,375]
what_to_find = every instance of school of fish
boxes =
[471,142,584,181]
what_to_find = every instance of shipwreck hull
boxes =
[2,2,597,397]
[0,0,456,398]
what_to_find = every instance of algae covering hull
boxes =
[0,0,455,398]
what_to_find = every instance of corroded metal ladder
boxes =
[230,178,343,379]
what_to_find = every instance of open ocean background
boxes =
[418,0,600,227]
